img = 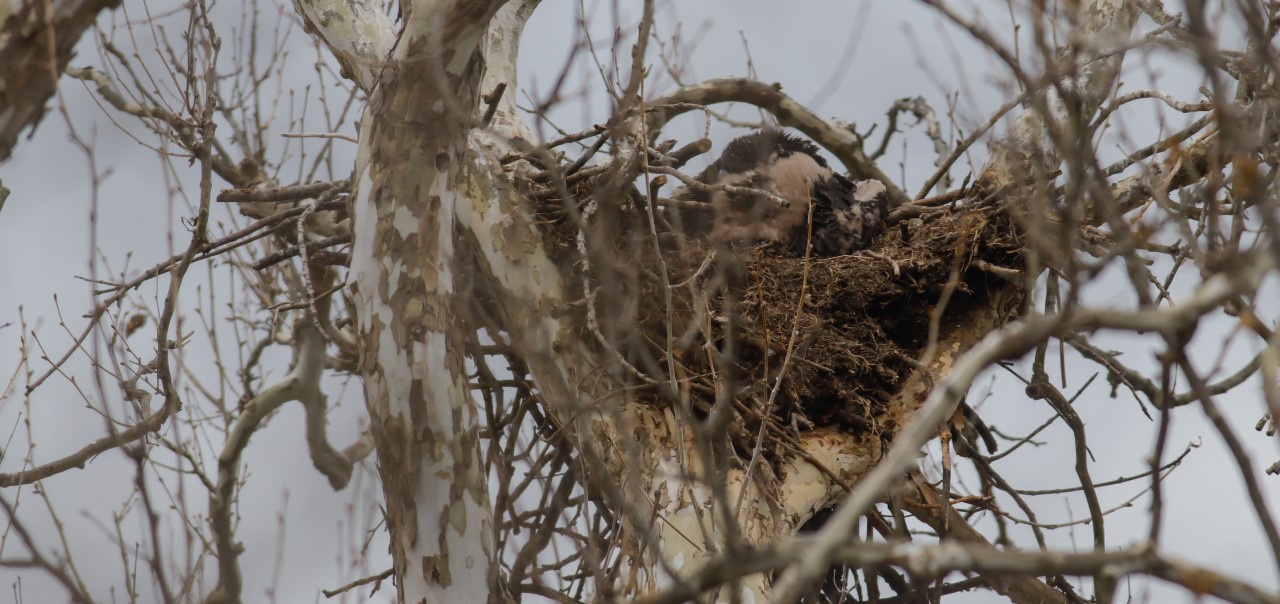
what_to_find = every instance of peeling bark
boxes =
[590,416,880,600]
[290,0,394,92]
[0,0,122,162]
[347,1,509,601]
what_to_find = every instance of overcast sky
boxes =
[1,1,1277,602]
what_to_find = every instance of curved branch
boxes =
[0,397,174,487]
[206,319,346,604]
[64,66,250,186]
[644,77,909,207]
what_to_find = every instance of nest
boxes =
[531,172,1026,461]
[729,207,1025,434]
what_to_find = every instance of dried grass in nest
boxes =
[754,207,1022,427]
[629,204,1026,446]
[529,171,1025,461]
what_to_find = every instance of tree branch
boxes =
[644,77,909,207]
[0,0,123,162]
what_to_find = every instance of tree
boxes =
[2,0,1280,602]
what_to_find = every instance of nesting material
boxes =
[529,163,1025,460]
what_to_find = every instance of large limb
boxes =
[640,538,1280,604]
[0,0,122,162]
[346,1,510,600]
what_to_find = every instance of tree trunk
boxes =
[346,2,508,600]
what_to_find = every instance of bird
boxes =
[672,129,888,257]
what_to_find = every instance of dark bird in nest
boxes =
[673,129,889,256]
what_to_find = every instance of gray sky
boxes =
[1,1,1277,602]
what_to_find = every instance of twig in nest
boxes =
[886,203,948,225]
[564,134,609,177]
[864,251,901,277]
[914,185,969,208]
[672,252,717,287]
[500,124,608,165]
[654,197,713,212]
[972,258,1024,282]
[649,138,712,169]
[650,165,792,207]
[481,82,507,127]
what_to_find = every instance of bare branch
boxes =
[644,77,909,207]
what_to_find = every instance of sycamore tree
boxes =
[2,0,1280,602]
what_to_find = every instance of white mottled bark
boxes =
[290,0,394,92]
[346,1,508,601]
[594,417,876,601]
[479,0,539,145]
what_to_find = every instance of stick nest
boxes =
[536,181,1026,459]
[729,207,1024,434]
